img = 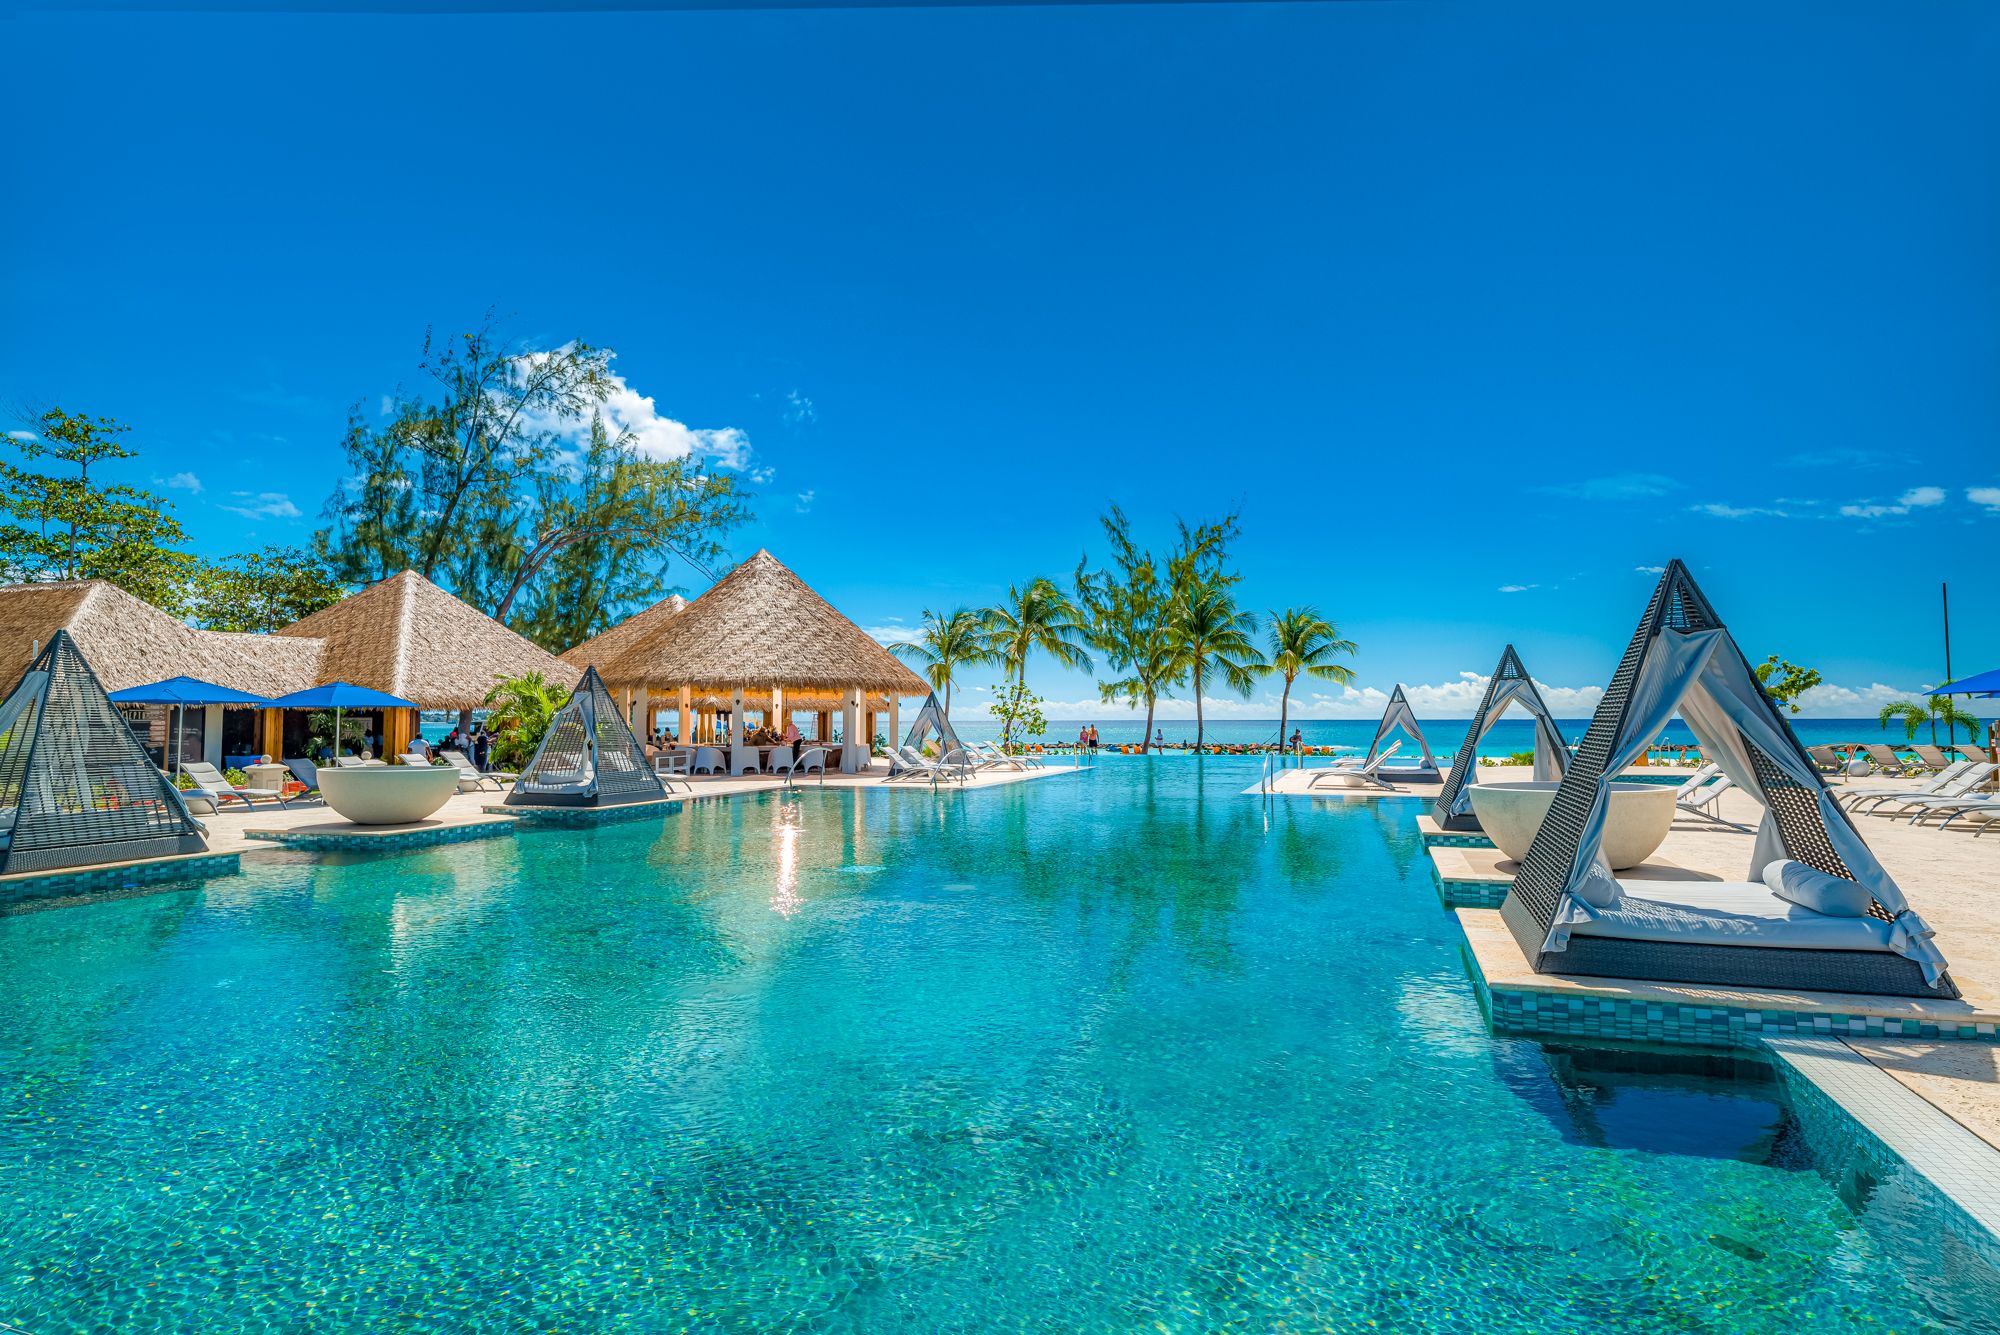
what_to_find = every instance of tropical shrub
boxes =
[484,670,572,771]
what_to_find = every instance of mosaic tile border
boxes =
[1482,983,1999,1048]
[1436,878,1508,910]
[244,821,518,853]
[1420,831,1496,850]
[0,852,241,907]
[482,799,683,828]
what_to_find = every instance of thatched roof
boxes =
[276,570,580,710]
[589,550,927,698]
[0,581,311,695]
[560,592,686,674]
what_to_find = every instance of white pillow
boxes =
[1762,859,1873,918]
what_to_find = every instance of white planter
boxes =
[316,765,462,826]
[1467,780,1677,870]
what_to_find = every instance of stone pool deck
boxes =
[1437,773,2000,1157]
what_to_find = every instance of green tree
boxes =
[189,546,348,632]
[986,681,1047,749]
[482,670,572,772]
[1878,696,1983,745]
[316,320,747,643]
[980,578,1091,746]
[0,408,196,612]
[886,607,995,717]
[1266,607,1357,762]
[1753,656,1822,714]
[1074,505,1184,753]
[1169,584,1266,752]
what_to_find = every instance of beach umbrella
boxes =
[1929,668,2000,698]
[107,676,273,776]
[266,682,419,760]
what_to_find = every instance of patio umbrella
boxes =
[265,682,419,761]
[106,676,273,776]
[1929,668,2000,698]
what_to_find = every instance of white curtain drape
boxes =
[1367,691,1438,769]
[1441,677,1569,817]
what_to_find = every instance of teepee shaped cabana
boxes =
[0,630,207,874]
[1364,685,1441,781]
[1501,561,1955,999]
[899,691,964,758]
[1432,646,1569,831]
[505,666,668,808]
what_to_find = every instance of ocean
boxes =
[422,714,1985,760]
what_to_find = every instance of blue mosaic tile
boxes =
[0,852,242,909]
[244,821,517,853]
[1419,831,1496,850]
[1480,981,1999,1049]
[482,799,683,828]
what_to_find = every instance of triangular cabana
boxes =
[0,630,207,874]
[899,692,963,758]
[505,666,668,808]
[1364,685,1441,781]
[1432,646,1569,831]
[1502,561,1955,999]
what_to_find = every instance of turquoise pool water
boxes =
[2,762,1992,1332]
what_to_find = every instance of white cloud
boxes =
[1634,565,1666,574]
[1965,486,2000,514]
[1839,485,1946,519]
[860,621,911,646]
[515,347,755,470]
[1543,474,1681,501]
[219,491,301,520]
[6,430,38,442]
[1790,681,1932,716]
[1497,584,1536,594]
[794,489,816,514]
[158,471,202,494]
[783,390,816,425]
[1690,502,1788,520]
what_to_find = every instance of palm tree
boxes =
[483,669,572,771]
[1879,695,1984,746]
[1095,613,1186,754]
[981,578,1092,746]
[1169,584,1266,752]
[1266,607,1357,763]
[886,607,993,717]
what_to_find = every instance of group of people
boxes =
[1074,724,1102,753]
[428,724,497,769]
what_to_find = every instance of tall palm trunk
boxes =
[1193,660,1206,752]
[1142,694,1156,755]
[1278,676,1292,767]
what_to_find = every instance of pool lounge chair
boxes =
[1674,773,1735,821]
[441,749,513,788]
[182,761,289,809]
[1671,762,1721,798]
[1910,745,1959,773]
[1903,793,2000,830]
[284,757,323,797]
[1860,744,1916,775]
[1306,743,1403,791]
[1499,560,1955,1001]
[1854,763,1994,819]
[1805,746,1846,776]
[1839,760,1977,814]
[406,752,488,794]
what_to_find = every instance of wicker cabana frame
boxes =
[0,630,208,874]
[1499,562,1957,999]
[505,666,668,809]
[1432,644,1567,832]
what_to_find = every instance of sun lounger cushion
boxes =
[1760,859,1871,918]
[1568,881,1897,952]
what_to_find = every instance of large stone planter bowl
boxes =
[1467,780,1677,870]
[317,765,462,826]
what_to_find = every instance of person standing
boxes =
[1088,724,1100,754]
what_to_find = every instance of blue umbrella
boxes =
[265,682,419,761]
[108,676,274,774]
[1929,668,2000,699]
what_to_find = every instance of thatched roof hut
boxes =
[559,592,687,678]
[0,581,305,695]
[589,550,926,703]
[276,570,580,710]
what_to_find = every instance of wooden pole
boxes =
[678,685,692,746]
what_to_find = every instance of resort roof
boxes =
[559,592,687,676]
[275,570,580,710]
[0,581,302,695]
[585,550,928,700]
[0,571,578,710]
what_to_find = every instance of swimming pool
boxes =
[2,761,1992,1331]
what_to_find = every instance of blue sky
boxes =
[5,1,1995,718]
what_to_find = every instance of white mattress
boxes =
[1569,881,1897,953]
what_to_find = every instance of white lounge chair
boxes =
[406,752,488,794]
[886,745,953,783]
[1858,764,1994,819]
[1904,793,2000,829]
[1842,761,1980,814]
[1675,773,1735,820]
[1306,743,1403,791]
[1671,762,1721,798]
[441,749,513,788]
[182,760,289,809]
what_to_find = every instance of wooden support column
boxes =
[842,687,863,772]
[888,695,900,752]
[259,708,284,761]
[771,685,783,733]
[732,687,744,745]
[633,685,650,738]
[678,686,692,746]
[383,707,415,759]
